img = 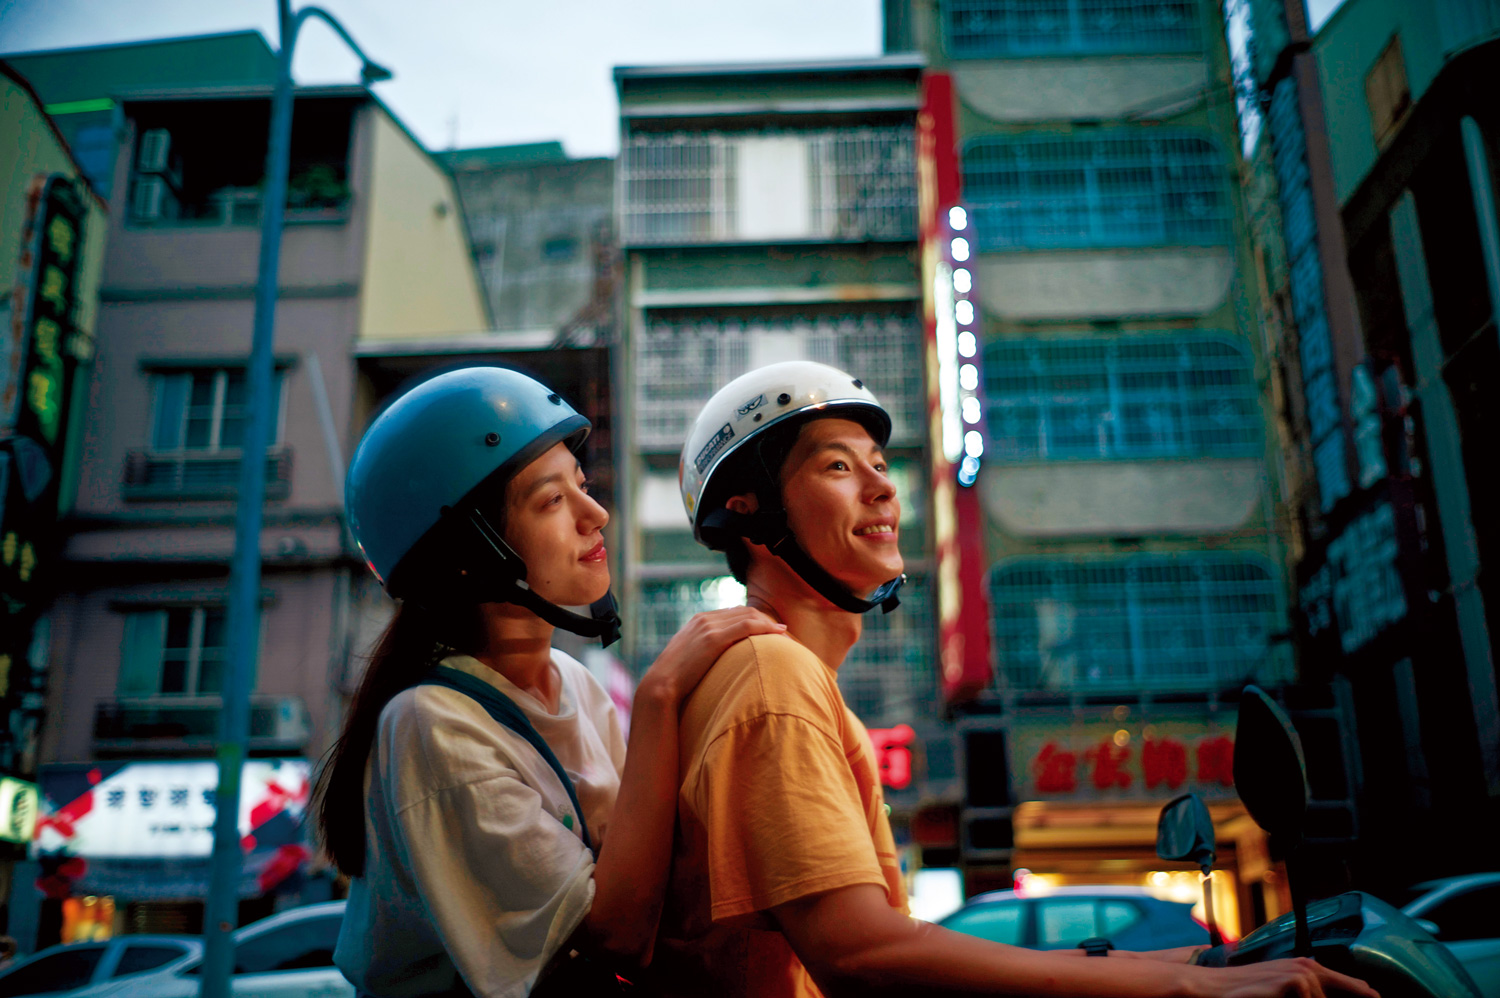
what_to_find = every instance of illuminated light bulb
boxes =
[958,331,977,357]
[962,396,982,424]
[953,268,972,293]
[948,206,968,230]
[955,300,975,326]
[964,430,984,458]
[959,363,979,391]
[950,237,970,262]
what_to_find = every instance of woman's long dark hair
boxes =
[314,594,488,876]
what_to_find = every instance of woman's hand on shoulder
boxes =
[638,607,785,704]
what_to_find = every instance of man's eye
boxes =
[829,461,848,471]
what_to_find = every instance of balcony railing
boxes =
[122,446,292,501]
[634,314,924,451]
[620,127,917,246]
[93,695,310,754]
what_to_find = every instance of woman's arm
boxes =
[577,607,783,963]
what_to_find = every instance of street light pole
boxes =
[199,4,389,996]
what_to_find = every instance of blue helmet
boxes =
[345,366,619,644]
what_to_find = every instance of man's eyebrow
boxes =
[814,440,886,461]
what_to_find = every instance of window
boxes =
[125,366,289,500]
[619,127,916,246]
[963,132,1230,251]
[119,606,228,697]
[151,368,281,453]
[1421,884,1500,943]
[1365,35,1411,150]
[635,313,923,450]
[633,576,747,675]
[1099,900,1144,936]
[989,555,1279,692]
[942,0,1200,58]
[840,573,937,726]
[232,912,343,973]
[112,943,193,978]
[541,236,578,261]
[0,946,106,996]
[984,336,1262,461]
[1037,899,1098,948]
[944,901,1025,944]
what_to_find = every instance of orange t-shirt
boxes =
[651,633,907,998]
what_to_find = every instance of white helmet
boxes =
[678,360,903,614]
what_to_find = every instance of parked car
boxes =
[0,936,198,997]
[0,901,350,998]
[1399,872,1500,998]
[939,885,1211,952]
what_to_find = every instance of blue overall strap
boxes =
[420,665,592,852]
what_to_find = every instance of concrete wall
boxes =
[450,156,613,334]
[41,570,344,765]
[980,460,1265,536]
[358,114,489,339]
[976,247,1235,320]
[954,56,1208,123]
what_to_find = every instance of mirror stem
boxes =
[1285,845,1313,958]
[1200,866,1224,947]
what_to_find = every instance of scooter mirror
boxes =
[1233,685,1310,845]
[1156,792,1217,869]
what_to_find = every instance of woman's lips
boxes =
[581,541,607,562]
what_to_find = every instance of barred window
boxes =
[989,556,1279,693]
[619,128,916,246]
[963,131,1230,251]
[635,313,924,451]
[941,0,1200,58]
[840,573,937,726]
[632,574,936,725]
[984,335,1261,460]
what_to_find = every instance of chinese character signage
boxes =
[869,724,916,790]
[1007,714,1238,802]
[0,775,39,845]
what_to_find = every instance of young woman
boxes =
[316,366,781,997]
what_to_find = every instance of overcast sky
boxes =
[0,0,884,158]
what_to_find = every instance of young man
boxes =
[649,361,1378,998]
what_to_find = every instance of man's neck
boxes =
[744,565,863,668]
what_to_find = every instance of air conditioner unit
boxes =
[130,176,178,223]
[137,128,172,173]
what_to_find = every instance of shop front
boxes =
[18,758,311,944]
[994,705,1285,938]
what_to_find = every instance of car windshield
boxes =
[0,946,106,997]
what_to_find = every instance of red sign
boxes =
[868,724,916,790]
[919,72,993,704]
[1025,734,1236,799]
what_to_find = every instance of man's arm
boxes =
[771,883,1380,998]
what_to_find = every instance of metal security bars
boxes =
[989,555,1279,693]
[632,573,937,726]
[634,313,925,450]
[963,131,1231,251]
[941,0,1201,58]
[840,573,937,726]
[983,335,1262,461]
[619,128,917,245]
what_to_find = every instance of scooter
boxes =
[1154,685,1481,998]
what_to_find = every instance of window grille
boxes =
[635,313,924,451]
[984,335,1262,460]
[632,573,936,726]
[840,573,937,726]
[989,555,1279,693]
[941,0,1201,58]
[963,131,1230,251]
[619,128,917,246]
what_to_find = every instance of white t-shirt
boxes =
[334,649,627,998]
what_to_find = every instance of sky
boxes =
[0,0,884,158]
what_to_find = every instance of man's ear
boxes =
[725,492,760,515]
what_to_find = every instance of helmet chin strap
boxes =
[701,508,904,614]
[467,509,623,647]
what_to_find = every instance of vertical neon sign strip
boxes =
[919,73,994,703]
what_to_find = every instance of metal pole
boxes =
[200,1,296,994]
